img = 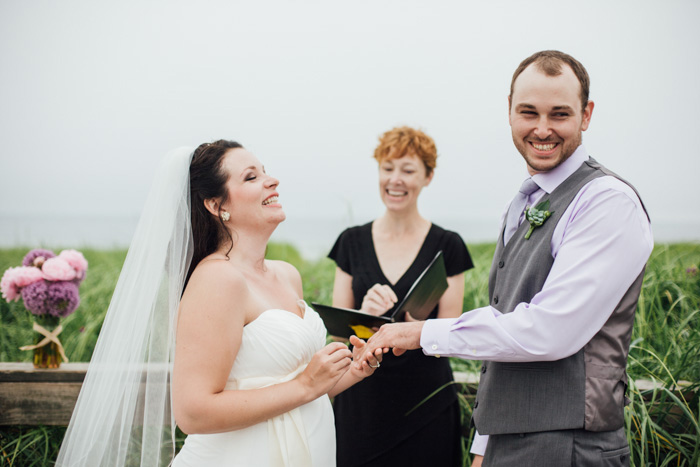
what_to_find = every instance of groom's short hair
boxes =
[510,50,590,111]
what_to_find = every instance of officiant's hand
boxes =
[297,342,352,398]
[363,321,425,361]
[360,283,398,316]
[348,335,385,378]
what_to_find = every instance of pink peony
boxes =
[59,249,88,273]
[0,266,41,301]
[42,257,77,281]
[13,266,44,287]
[58,249,88,281]
[1,267,21,302]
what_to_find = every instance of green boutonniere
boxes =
[524,200,554,239]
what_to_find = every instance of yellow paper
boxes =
[349,325,375,339]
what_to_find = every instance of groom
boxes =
[364,50,653,466]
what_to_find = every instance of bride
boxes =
[56,140,382,467]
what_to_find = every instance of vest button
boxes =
[494,295,499,304]
[498,260,504,268]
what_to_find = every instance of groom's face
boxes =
[508,63,594,175]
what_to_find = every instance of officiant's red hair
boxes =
[373,126,437,176]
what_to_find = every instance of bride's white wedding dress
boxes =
[172,301,336,467]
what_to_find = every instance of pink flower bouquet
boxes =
[1,248,88,368]
[1,248,88,317]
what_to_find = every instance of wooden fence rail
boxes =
[0,362,691,426]
[0,363,88,425]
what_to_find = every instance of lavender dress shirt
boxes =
[419,146,654,455]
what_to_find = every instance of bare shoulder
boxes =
[269,259,300,276]
[267,260,302,293]
[181,259,249,318]
[188,258,246,292]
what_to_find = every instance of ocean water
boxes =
[0,214,498,260]
[1,214,698,261]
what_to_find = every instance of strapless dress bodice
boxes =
[226,302,327,389]
[173,301,336,467]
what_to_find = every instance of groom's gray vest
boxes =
[472,158,648,435]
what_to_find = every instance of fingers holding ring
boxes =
[369,362,380,369]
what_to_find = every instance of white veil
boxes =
[56,147,195,467]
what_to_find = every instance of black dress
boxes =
[329,222,474,467]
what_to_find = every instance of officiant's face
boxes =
[220,148,285,227]
[378,150,433,212]
[509,63,594,175]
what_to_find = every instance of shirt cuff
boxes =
[470,431,488,456]
[420,318,457,357]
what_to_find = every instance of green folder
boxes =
[312,250,448,339]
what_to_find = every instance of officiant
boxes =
[328,126,474,467]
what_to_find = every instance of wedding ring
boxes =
[369,362,380,369]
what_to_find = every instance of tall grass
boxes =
[1,243,698,466]
[624,244,700,466]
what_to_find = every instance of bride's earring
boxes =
[221,211,230,222]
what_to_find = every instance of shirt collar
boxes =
[531,145,588,194]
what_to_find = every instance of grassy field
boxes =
[1,242,698,466]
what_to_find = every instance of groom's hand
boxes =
[363,321,425,362]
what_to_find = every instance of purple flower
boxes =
[21,280,49,315]
[687,266,698,277]
[46,281,80,318]
[22,249,56,268]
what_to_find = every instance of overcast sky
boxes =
[1,0,699,255]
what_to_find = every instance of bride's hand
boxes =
[348,335,385,378]
[297,342,352,398]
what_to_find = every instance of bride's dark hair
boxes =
[187,139,243,285]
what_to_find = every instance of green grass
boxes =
[1,242,699,466]
[624,244,700,467]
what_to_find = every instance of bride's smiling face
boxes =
[219,148,285,228]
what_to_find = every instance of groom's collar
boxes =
[531,145,588,194]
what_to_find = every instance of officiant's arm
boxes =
[332,267,355,309]
[436,273,465,319]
